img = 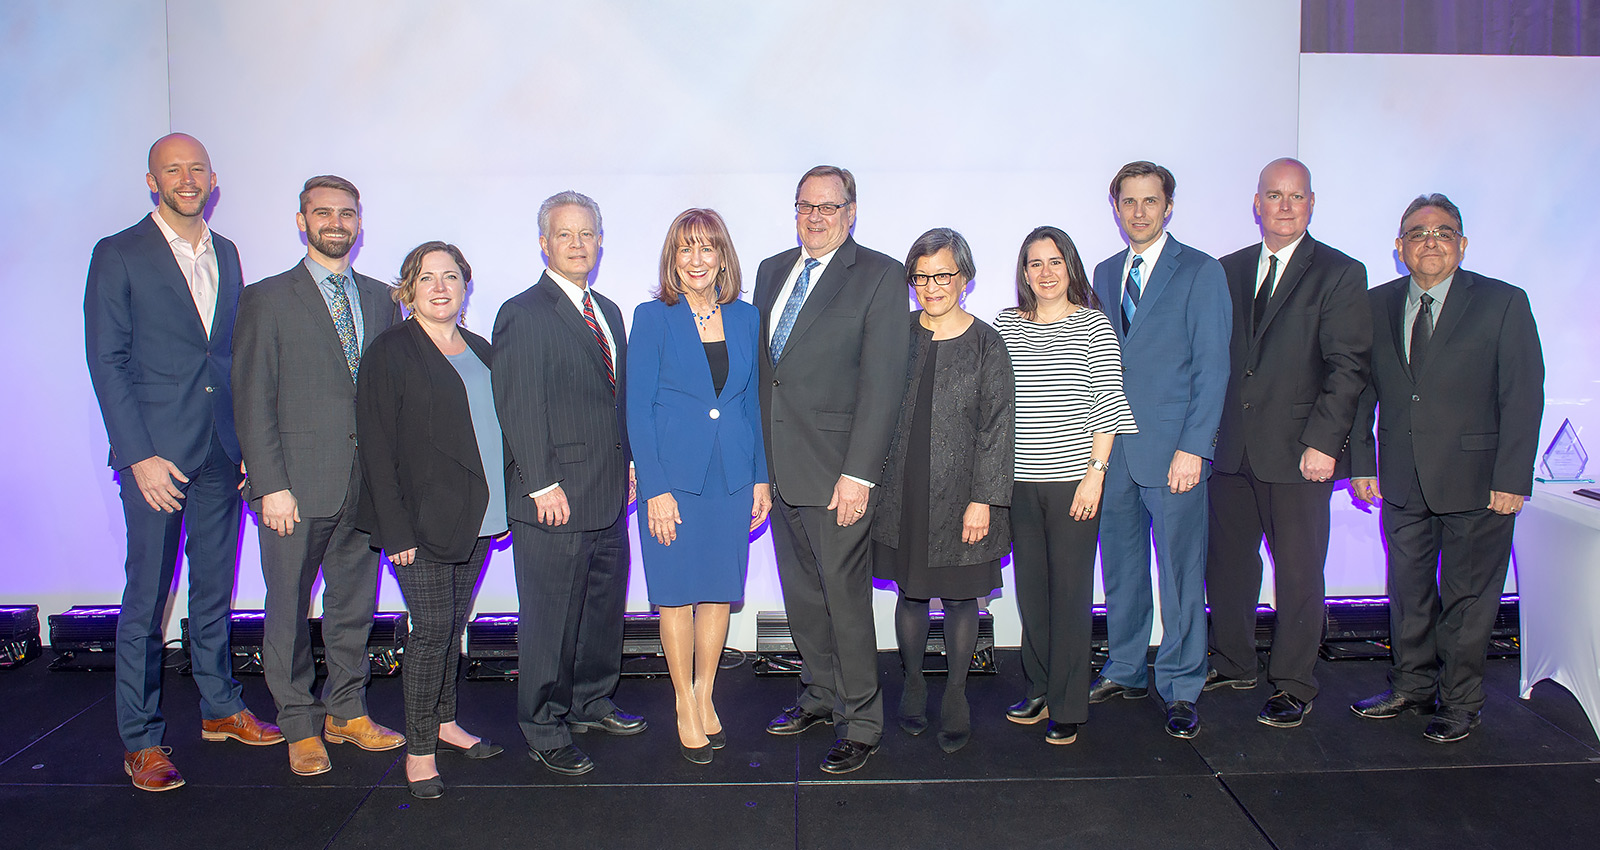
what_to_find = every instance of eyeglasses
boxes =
[910,273,961,288]
[1404,226,1461,244]
[795,202,850,216]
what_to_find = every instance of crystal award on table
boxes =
[1538,418,1589,482]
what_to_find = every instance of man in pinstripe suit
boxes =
[492,191,645,776]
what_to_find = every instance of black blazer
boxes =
[1350,269,1544,513]
[1213,234,1372,482]
[355,319,496,563]
[754,236,910,505]
[491,273,631,532]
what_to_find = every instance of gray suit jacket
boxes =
[754,236,910,506]
[233,261,397,518]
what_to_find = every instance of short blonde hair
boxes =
[655,208,742,306]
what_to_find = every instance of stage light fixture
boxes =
[47,605,121,671]
[0,605,42,668]
[178,609,409,676]
[753,610,995,676]
[1320,594,1519,660]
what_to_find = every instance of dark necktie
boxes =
[770,258,820,363]
[1120,255,1144,335]
[328,272,360,382]
[1410,292,1435,372]
[582,290,615,391]
[1253,254,1278,334]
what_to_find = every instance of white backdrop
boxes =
[2,1,1591,649]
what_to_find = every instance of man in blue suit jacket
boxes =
[1088,161,1231,738]
[85,134,282,792]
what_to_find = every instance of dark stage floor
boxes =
[2,648,1597,849]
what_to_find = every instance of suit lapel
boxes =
[1253,236,1315,346]
[754,248,798,362]
[538,274,612,381]
[355,271,391,347]
[290,263,353,373]
[212,237,241,345]
[1416,270,1476,381]
[1386,282,1413,382]
[667,300,718,398]
[409,320,482,477]
[721,305,749,401]
[1128,240,1178,338]
[136,215,210,341]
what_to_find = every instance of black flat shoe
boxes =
[680,742,713,764]
[898,713,929,736]
[1006,695,1049,725]
[767,704,830,736]
[819,738,878,774]
[1164,700,1200,739]
[438,739,504,759]
[936,728,970,753]
[1258,692,1311,728]
[530,744,594,776]
[569,711,648,736]
[1351,689,1437,720]
[1045,721,1078,745]
[706,730,726,750]
[407,774,444,799]
[1088,675,1149,704]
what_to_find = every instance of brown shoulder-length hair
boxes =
[393,240,472,316]
[1014,226,1097,315]
[656,208,742,306]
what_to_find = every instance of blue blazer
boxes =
[85,214,243,472]
[1092,235,1231,488]
[627,298,767,499]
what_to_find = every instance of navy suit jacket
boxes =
[1092,235,1231,488]
[626,298,767,500]
[85,213,243,472]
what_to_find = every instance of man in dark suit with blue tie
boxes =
[754,166,910,774]
[86,133,282,792]
[1348,194,1543,743]
[234,175,405,777]
[1089,161,1231,739]
[492,191,645,777]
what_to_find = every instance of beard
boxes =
[309,227,354,259]
[161,186,210,218]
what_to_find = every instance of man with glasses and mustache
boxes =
[754,166,909,774]
[1347,194,1543,743]
[234,175,403,776]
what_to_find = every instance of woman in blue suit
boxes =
[628,208,772,763]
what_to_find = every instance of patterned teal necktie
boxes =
[770,258,820,363]
[329,272,360,382]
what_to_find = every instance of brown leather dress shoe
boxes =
[288,736,332,776]
[201,708,285,745]
[324,715,406,751]
[125,746,185,792]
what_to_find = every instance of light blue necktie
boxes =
[770,258,820,363]
[1120,256,1144,335]
[329,272,360,382]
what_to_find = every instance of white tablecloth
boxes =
[1516,482,1600,736]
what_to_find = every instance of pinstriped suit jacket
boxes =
[492,273,631,532]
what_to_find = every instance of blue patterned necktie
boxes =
[329,272,360,382]
[1120,255,1144,335]
[770,258,820,363]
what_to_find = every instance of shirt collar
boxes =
[150,208,211,251]
[1125,230,1169,276]
[304,256,354,287]
[1262,231,1308,265]
[1409,272,1456,305]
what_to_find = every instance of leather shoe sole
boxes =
[288,738,332,776]
[569,713,648,737]
[1088,677,1148,704]
[1351,690,1438,720]
[767,706,830,736]
[1045,721,1078,745]
[1202,670,1259,692]
[1423,710,1482,743]
[1006,696,1049,725]
[819,740,878,774]
[200,709,285,746]
[1257,693,1312,728]
[531,745,594,776]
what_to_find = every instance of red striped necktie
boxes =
[582,290,615,391]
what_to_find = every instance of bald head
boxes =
[1254,157,1315,251]
[145,133,216,229]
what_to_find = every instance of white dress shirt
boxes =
[150,209,219,338]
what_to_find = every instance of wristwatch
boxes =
[1088,458,1109,472]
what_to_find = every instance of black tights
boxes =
[895,594,978,734]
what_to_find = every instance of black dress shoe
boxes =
[898,713,929,736]
[438,739,504,759]
[1088,675,1148,704]
[1202,668,1259,692]
[1423,706,1481,743]
[1257,691,1311,728]
[1351,689,1437,720]
[1006,695,1049,725]
[680,742,713,764]
[706,730,726,750]
[569,711,648,736]
[1044,721,1078,745]
[530,744,594,776]
[407,774,444,799]
[767,704,830,736]
[820,738,878,774]
[1165,701,1200,739]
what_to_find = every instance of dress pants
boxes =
[392,537,490,756]
[1206,453,1332,702]
[115,433,246,752]
[1381,471,1516,712]
[1011,480,1100,725]
[259,459,379,743]
[1096,448,1210,704]
[512,511,628,750]
[769,486,884,745]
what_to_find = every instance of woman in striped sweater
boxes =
[995,226,1137,746]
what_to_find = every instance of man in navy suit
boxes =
[493,191,645,777]
[1348,194,1543,742]
[1089,161,1230,738]
[85,133,282,792]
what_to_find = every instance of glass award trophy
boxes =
[1538,418,1589,482]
